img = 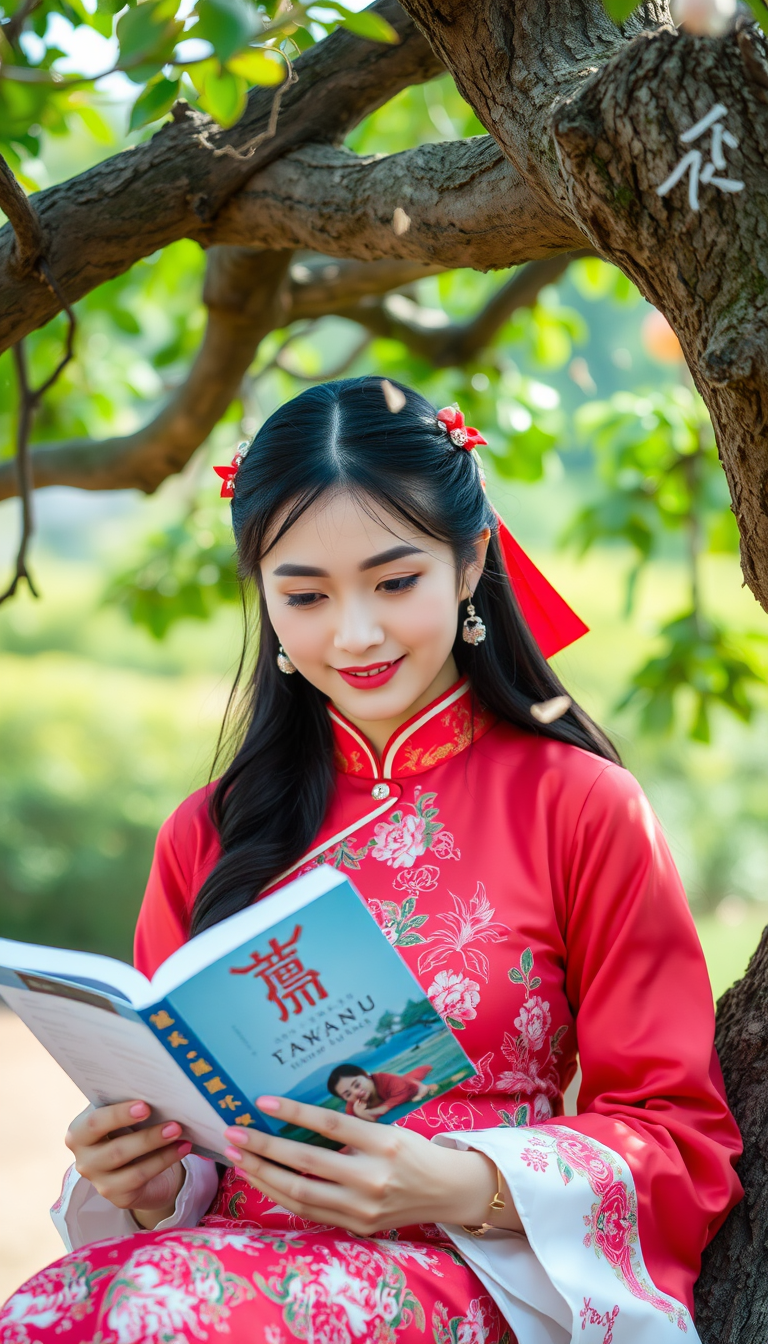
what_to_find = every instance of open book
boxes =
[0,867,473,1160]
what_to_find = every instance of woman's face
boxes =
[260,491,489,745]
[334,1072,375,1104]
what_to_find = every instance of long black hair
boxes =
[191,377,619,935]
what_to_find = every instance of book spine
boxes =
[139,999,269,1134]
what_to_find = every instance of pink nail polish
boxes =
[235,1168,250,1180]
[162,1122,181,1139]
[224,1145,242,1162]
[177,1142,193,1159]
[224,1127,247,1145]
[129,1102,149,1118]
[257,1095,281,1112]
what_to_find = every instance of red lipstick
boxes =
[336,657,405,689]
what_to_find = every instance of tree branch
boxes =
[0,248,291,498]
[0,150,43,275]
[0,0,443,354]
[0,248,586,499]
[333,251,592,364]
[209,136,585,266]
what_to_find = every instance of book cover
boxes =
[155,879,474,1146]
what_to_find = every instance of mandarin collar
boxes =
[327,677,495,782]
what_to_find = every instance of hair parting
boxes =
[191,376,619,937]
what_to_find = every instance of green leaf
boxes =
[117,0,184,68]
[331,6,399,43]
[192,0,259,63]
[227,46,287,85]
[508,967,524,983]
[601,0,640,21]
[194,63,247,126]
[743,0,768,35]
[521,947,534,976]
[128,76,179,130]
[529,975,542,989]
[446,1016,465,1030]
[557,1156,574,1184]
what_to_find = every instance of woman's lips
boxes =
[336,656,406,689]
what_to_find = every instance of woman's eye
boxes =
[285,592,324,608]
[379,574,419,595]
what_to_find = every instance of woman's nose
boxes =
[333,600,385,655]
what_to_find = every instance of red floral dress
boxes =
[1,679,742,1344]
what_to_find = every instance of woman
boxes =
[2,378,741,1344]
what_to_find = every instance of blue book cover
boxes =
[0,868,474,1157]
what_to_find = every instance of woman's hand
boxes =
[223,1095,522,1236]
[65,1100,191,1230]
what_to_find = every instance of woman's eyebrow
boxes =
[359,544,424,571]
[272,562,330,577]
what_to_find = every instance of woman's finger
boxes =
[255,1095,385,1151]
[96,1120,186,1173]
[240,1164,381,1236]
[95,1145,188,1202]
[65,1099,152,1152]
[223,1124,358,1184]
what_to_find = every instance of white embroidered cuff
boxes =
[50,1156,220,1254]
[432,1124,697,1344]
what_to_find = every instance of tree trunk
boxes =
[694,928,768,1341]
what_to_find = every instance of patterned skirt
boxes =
[0,1217,513,1344]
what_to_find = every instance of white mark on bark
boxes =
[392,207,411,236]
[656,102,745,211]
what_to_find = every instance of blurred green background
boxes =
[1,35,766,1003]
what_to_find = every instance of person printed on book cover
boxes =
[2,378,742,1344]
[328,1062,438,1120]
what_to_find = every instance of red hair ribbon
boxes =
[439,400,587,656]
[496,513,589,658]
[213,446,247,498]
[437,405,487,450]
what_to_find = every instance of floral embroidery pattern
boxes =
[497,948,567,1122]
[372,791,444,869]
[254,1237,427,1343]
[367,895,429,948]
[427,970,481,1030]
[392,865,440,897]
[459,1050,494,1096]
[99,1238,255,1342]
[519,1130,689,1331]
[417,884,508,981]
[432,1295,508,1344]
[580,1298,620,1344]
[0,1258,111,1343]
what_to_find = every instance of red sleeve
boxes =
[133,784,221,978]
[555,762,742,1309]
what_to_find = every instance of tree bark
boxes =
[0,0,442,351]
[396,0,768,615]
[694,929,768,1341]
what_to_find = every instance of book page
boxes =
[0,982,228,1156]
[0,936,148,1004]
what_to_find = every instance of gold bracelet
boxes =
[461,1163,505,1237]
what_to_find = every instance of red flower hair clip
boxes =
[437,404,488,451]
[213,444,248,498]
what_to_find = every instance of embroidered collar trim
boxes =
[328,678,495,781]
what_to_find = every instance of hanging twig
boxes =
[196,59,298,161]
[0,166,76,605]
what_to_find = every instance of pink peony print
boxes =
[590,1180,636,1267]
[372,814,428,868]
[427,970,480,1024]
[514,995,551,1050]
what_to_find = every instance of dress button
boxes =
[371,782,390,801]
